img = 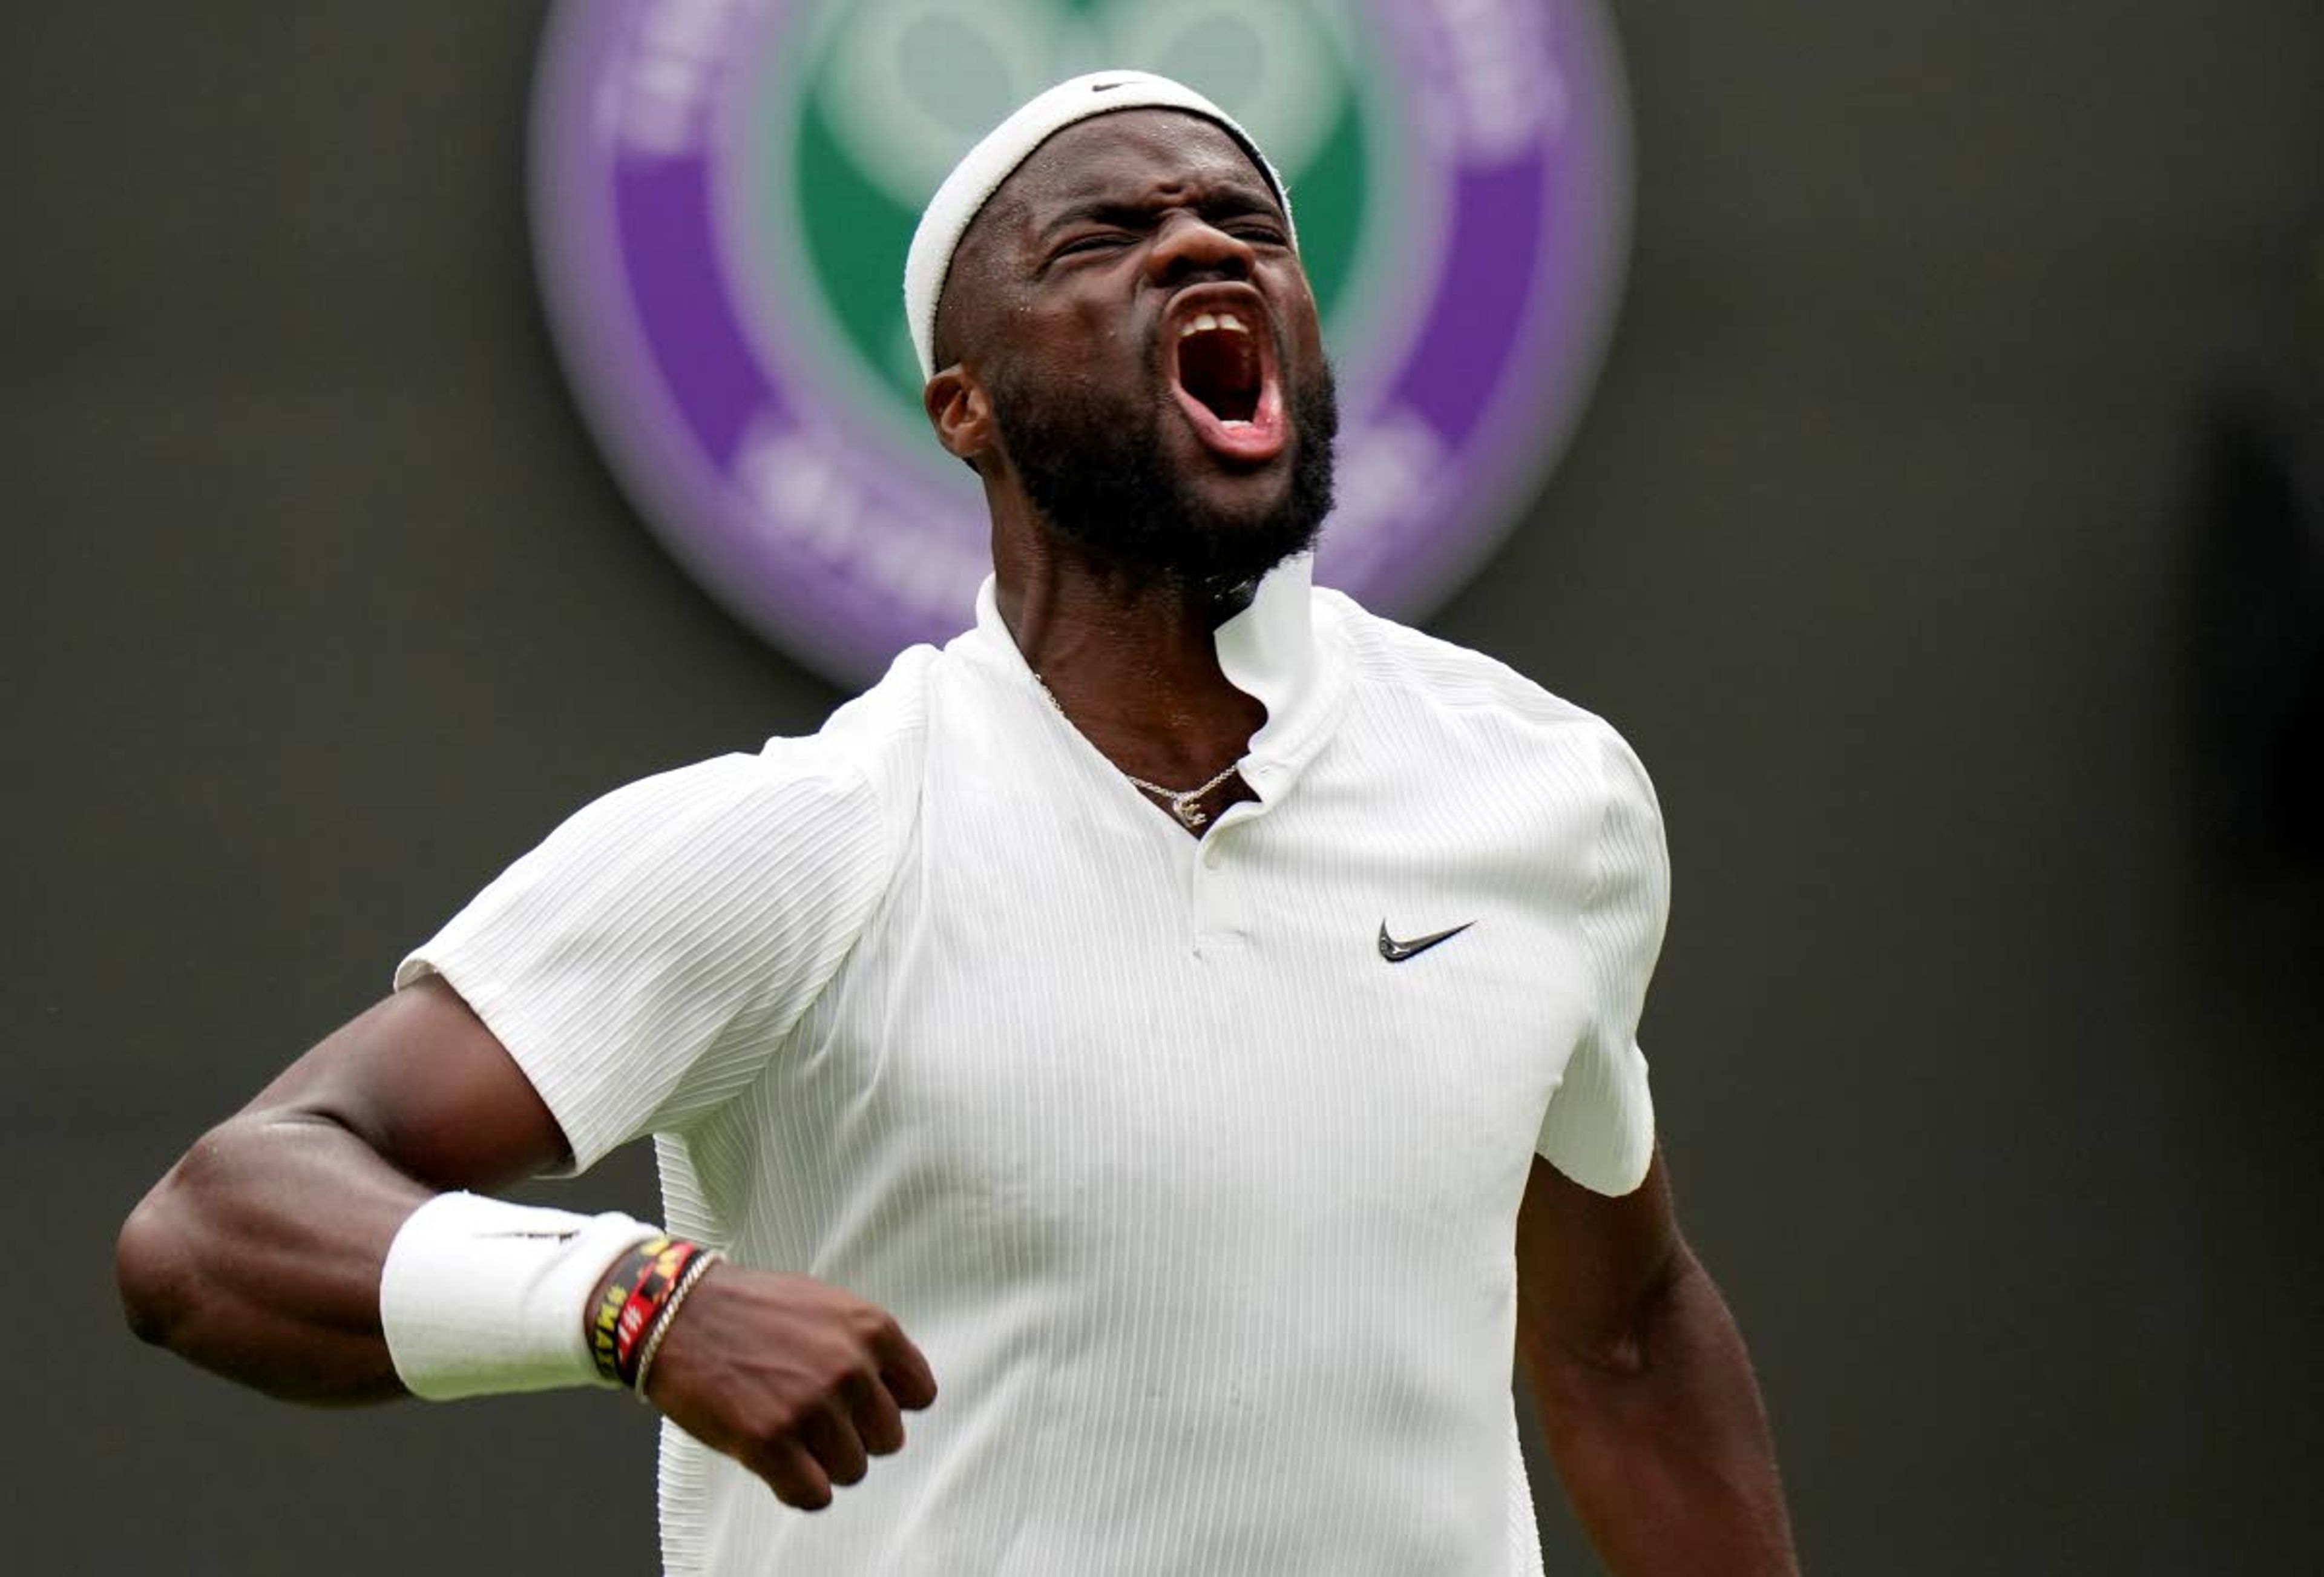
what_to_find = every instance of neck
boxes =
[991,503,1268,787]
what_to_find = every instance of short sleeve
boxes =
[1535,725,1669,1196]
[394,742,891,1174]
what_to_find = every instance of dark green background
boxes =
[7,4,2320,1571]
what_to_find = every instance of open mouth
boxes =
[1178,312,1264,423]
[1166,294,1287,464]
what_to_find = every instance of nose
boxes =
[1144,212,1255,288]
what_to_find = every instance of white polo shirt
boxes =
[398,556,1667,1576]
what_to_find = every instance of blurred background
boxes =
[8,2,2321,1571]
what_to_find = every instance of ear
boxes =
[924,365,999,472]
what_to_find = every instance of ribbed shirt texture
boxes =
[397,557,1668,1575]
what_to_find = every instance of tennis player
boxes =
[118,72,1797,1575]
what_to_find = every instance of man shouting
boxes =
[119,71,1797,1575]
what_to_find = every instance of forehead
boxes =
[994,110,1279,231]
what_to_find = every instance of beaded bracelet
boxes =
[631,1249,723,1400]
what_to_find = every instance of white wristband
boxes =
[379,1192,657,1401]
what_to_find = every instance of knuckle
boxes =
[754,1401,811,1442]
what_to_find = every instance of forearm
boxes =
[1520,1246,1797,1576]
[117,1111,428,1403]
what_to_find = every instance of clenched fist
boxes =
[635,1266,938,1509]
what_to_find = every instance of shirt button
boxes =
[1202,841,1224,869]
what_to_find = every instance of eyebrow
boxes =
[1035,183,1285,242]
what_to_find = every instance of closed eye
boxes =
[1055,232,1134,260]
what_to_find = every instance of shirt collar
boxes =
[963,555,1347,802]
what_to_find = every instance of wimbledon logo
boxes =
[532,0,1630,685]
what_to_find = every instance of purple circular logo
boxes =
[532,0,1630,684]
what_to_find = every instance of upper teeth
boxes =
[1180,312,1249,339]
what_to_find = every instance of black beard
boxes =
[988,348,1339,597]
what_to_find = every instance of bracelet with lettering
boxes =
[586,1234,704,1388]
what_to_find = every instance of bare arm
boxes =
[1515,1148,1798,1575]
[115,976,568,1401]
[116,977,935,1506]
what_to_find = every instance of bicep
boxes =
[246,975,572,1191]
[1514,1145,1681,1372]
[117,978,572,1394]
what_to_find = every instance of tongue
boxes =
[1173,362,1285,463]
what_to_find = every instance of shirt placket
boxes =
[1186,797,1264,956]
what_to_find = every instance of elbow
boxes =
[116,1180,192,1349]
[1535,1240,1705,1387]
[1593,1240,1706,1374]
[116,1128,235,1352]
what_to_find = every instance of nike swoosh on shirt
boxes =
[1377,920,1474,963]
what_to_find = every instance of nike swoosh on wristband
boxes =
[1377,920,1474,963]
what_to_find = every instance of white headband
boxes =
[902,70,1296,381]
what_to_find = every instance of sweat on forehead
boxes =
[902,70,1295,380]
